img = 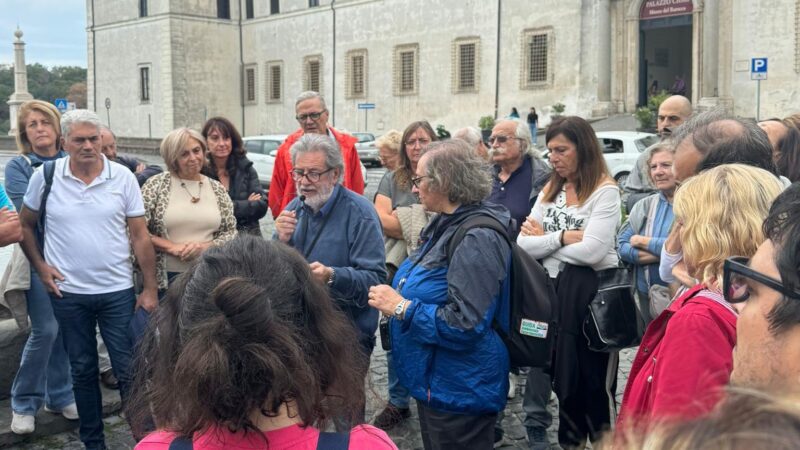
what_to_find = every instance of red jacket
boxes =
[268,127,365,219]
[617,284,737,430]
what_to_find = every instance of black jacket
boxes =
[204,156,267,234]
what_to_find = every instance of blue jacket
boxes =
[391,201,511,414]
[4,151,68,211]
[281,184,386,347]
[617,192,673,293]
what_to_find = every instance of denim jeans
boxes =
[50,288,135,450]
[10,270,74,415]
[529,123,538,145]
[386,350,410,409]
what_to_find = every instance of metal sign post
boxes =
[104,97,112,129]
[357,103,376,132]
[750,58,767,121]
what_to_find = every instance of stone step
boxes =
[0,383,122,448]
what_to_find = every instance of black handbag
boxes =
[583,267,640,352]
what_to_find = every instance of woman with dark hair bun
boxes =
[130,236,397,450]
[202,117,267,235]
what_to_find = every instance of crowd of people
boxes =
[0,90,799,450]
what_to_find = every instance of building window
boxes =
[244,64,257,104]
[346,49,367,99]
[139,0,148,17]
[266,61,283,103]
[217,0,230,19]
[452,37,480,93]
[271,0,280,14]
[303,55,322,93]
[393,44,419,96]
[520,28,554,89]
[139,66,150,103]
[309,0,320,6]
[246,0,254,19]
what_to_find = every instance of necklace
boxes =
[180,179,203,203]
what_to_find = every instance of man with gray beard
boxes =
[274,134,386,364]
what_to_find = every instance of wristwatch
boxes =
[394,299,407,320]
[327,268,335,286]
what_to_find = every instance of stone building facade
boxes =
[86,0,800,138]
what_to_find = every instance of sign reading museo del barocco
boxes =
[640,0,693,20]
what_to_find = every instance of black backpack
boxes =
[447,215,557,370]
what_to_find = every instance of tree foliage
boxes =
[0,64,87,133]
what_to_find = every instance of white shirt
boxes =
[517,183,621,277]
[23,155,145,294]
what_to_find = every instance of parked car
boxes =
[353,132,380,167]
[243,134,285,189]
[595,131,659,186]
[540,131,658,188]
[243,134,370,191]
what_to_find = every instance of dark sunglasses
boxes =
[723,256,800,303]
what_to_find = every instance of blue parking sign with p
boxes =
[751,58,768,80]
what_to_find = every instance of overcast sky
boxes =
[0,0,87,68]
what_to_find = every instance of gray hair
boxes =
[453,126,483,148]
[295,91,327,110]
[61,109,102,140]
[100,125,116,140]
[512,119,542,158]
[290,134,343,182]
[424,139,491,205]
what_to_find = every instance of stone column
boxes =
[7,28,33,136]
[592,0,613,117]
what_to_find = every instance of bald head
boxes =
[657,95,692,137]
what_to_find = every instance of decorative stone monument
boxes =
[7,27,33,136]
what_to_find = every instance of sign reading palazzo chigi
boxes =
[640,0,693,20]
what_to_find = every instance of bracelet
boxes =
[327,268,335,286]
[559,230,565,246]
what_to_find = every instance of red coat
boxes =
[268,127,365,219]
[617,284,737,430]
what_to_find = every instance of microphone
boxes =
[295,195,306,213]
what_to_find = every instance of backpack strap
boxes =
[36,161,57,250]
[317,430,351,450]
[446,214,511,260]
[168,436,192,450]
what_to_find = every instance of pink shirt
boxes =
[136,424,397,450]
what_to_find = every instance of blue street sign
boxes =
[357,103,376,110]
[751,58,768,80]
[54,98,68,112]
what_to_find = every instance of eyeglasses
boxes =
[487,135,519,145]
[291,168,334,183]
[411,175,429,188]
[722,256,800,303]
[405,138,431,148]
[295,111,326,122]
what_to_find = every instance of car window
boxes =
[355,133,374,143]
[263,141,280,153]
[601,138,624,154]
[635,135,659,152]
[244,140,263,154]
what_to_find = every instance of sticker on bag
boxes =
[519,318,548,339]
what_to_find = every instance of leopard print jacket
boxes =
[141,172,237,289]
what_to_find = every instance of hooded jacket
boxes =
[390,201,511,414]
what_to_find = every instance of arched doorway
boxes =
[638,1,694,105]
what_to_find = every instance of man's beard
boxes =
[301,183,335,212]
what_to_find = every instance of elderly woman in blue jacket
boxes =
[369,140,511,449]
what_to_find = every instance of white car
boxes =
[243,134,285,189]
[353,132,380,167]
[243,134,369,191]
[595,131,659,187]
